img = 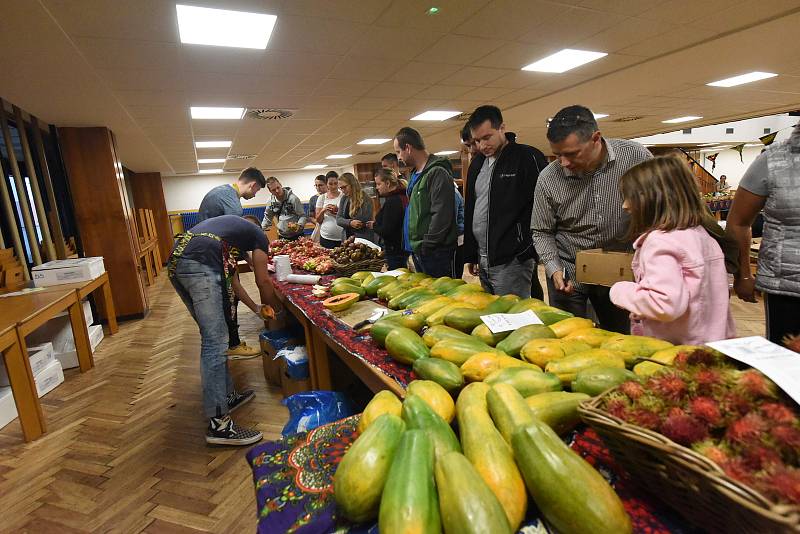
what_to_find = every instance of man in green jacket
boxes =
[393,127,457,277]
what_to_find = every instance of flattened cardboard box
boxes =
[575,249,635,287]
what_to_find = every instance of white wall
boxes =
[699,147,762,188]
[161,166,354,212]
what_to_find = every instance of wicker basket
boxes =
[578,394,800,533]
[333,258,385,277]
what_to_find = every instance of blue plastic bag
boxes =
[281,391,354,436]
[259,326,303,352]
[278,346,309,380]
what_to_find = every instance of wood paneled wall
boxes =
[58,127,147,318]
[130,171,172,263]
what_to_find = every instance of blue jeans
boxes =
[479,257,535,299]
[385,252,409,271]
[171,259,234,418]
[413,248,455,278]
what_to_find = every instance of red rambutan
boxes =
[736,369,778,400]
[690,397,723,427]
[692,368,725,396]
[627,408,662,431]
[770,425,800,454]
[603,392,631,420]
[721,458,756,486]
[741,445,783,471]
[693,440,731,467]
[619,380,645,401]
[726,413,768,447]
[674,348,727,369]
[647,372,689,402]
[661,411,709,446]
[760,403,798,426]
[718,392,754,417]
[764,466,800,505]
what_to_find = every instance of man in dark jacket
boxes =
[464,105,548,298]
[393,127,457,277]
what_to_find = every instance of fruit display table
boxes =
[247,414,688,534]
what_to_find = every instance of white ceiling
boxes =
[0,0,798,175]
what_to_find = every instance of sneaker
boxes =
[227,389,255,413]
[226,342,261,360]
[206,415,262,446]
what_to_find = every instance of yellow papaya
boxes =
[358,390,403,433]
[426,301,478,327]
[519,338,592,368]
[563,327,619,348]
[549,317,594,338]
[460,352,539,382]
[422,325,472,347]
[412,296,454,318]
[496,324,557,357]
[471,323,511,347]
[633,345,701,376]
[431,337,498,366]
[545,349,626,385]
[407,379,455,424]
[600,335,674,366]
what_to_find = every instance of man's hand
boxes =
[467,263,479,276]
[734,277,758,303]
[552,271,574,294]
[350,220,364,229]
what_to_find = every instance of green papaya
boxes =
[444,283,484,297]
[412,358,464,392]
[533,307,575,325]
[525,391,592,435]
[421,325,473,347]
[572,366,638,396]
[496,324,556,356]
[484,367,562,397]
[379,281,411,301]
[401,394,461,460]
[364,275,397,296]
[482,294,520,314]
[600,335,674,366]
[431,337,499,366]
[507,298,548,314]
[331,284,366,298]
[486,383,535,444]
[471,323,510,347]
[385,327,429,365]
[444,307,486,332]
[370,318,402,347]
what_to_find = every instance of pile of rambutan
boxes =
[601,348,800,506]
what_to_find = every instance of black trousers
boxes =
[765,292,800,344]
[546,278,630,334]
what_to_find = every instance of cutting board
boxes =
[332,300,390,329]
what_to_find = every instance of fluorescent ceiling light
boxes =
[707,71,777,88]
[593,113,609,119]
[195,140,232,148]
[197,158,226,164]
[326,154,352,159]
[191,106,245,120]
[304,164,327,169]
[411,110,461,121]
[176,4,277,49]
[357,138,391,145]
[662,116,703,124]
[198,168,223,174]
[521,49,607,73]
[745,143,763,147]
[434,150,459,155]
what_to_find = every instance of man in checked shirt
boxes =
[531,105,652,334]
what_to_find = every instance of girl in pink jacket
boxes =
[610,156,735,345]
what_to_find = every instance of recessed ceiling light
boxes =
[521,49,607,73]
[411,110,461,121]
[198,168,223,174]
[176,4,277,49]
[191,106,245,120]
[197,158,226,164]
[434,150,459,155]
[707,71,778,88]
[326,154,352,159]
[195,140,232,148]
[662,116,703,124]
[357,138,391,145]
[593,113,609,119]
[304,164,327,169]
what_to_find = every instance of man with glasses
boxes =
[531,105,652,333]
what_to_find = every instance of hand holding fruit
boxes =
[351,220,364,229]
[287,222,299,233]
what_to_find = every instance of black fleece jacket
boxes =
[372,191,407,254]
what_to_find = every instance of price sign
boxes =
[480,310,543,334]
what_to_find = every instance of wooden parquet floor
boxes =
[0,274,288,533]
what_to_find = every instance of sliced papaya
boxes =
[323,293,360,311]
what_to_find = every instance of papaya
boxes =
[406,379,455,423]
[379,281,411,301]
[496,324,556,357]
[401,394,460,460]
[453,292,498,309]
[350,271,373,282]
[444,307,486,332]
[484,367,562,397]
[358,390,402,433]
[397,272,429,284]
[417,277,436,288]
[563,327,618,348]
[330,284,366,298]
[633,345,701,376]
[572,366,639,396]
[545,349,626,385]
[507,297,548,314]
[444,283,484,297]
[532,306,575,325]
[432,278,465,295]
[601,335,674,366]
[412,296,454,318]
[425,301,478,327]
[525,391,591,434]
[482,294,521,314]
[381,311,426,333]
[390,288,438,310]
[363,275,396,296]
[486,383,535,444]
[431,337,498,366]
[471,323,510,347]
[322,293,360,311]
[332,276,359,286]
[334,413,405,523]
[434,452,513,534]
[519,338,592,368]
[413,358,464,392]
[511,420,632,534]
[549,317,594,338]
[385,327,430,365]
[460,352,539,382]
[359,273,376,287]
[378,430,441,534]
[371,318,402,347]
[421,324,473,347]
[456,383,527,530]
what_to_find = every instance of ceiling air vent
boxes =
[610,115,644,123]
[245,108,295,120]
[356,151,380,156]
[228,153,257,160]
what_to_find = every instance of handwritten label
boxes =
[706,336,800,404]
[480,310,543,334]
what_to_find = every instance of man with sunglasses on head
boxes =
[531,104,652,334]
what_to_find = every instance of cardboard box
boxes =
[31,257,105,287]
[262,353,282,387]
[0,386,18,430]
[54,324,104,370]
[575,249,635,287]
[280,358,311,397]
[35,359,64,397]
[26,300,93,354]
[0,342,55,387]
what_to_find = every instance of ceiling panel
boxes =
[455,0,572,40]
[73,37,181,71]
[417,35,507,65]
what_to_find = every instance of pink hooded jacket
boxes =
[609,226,735,345]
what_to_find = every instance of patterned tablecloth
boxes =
[247,415,691,534]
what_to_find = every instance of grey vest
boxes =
[756,142,800,297]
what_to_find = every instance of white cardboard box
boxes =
[0,343,55,387]
[0,387,18,430]
[35,359,64,398]
[26,300,93,353]
[31,257,105,287]
[55,324,104,370]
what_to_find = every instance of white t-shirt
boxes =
[316,193,345,241]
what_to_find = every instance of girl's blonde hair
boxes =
[620,155,708,239]
[374,168,407,189]
[339,172,366,214]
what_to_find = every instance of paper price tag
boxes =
[706,336,800,404]
[371,270,405,278]
[480,310,543,334]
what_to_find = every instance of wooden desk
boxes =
[1,324,44,441]
[33,272,118,335]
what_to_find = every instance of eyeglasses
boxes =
[545,115,595,128]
